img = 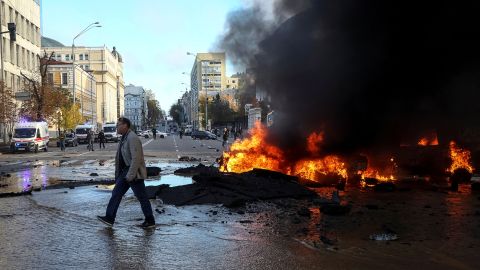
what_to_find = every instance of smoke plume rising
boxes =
[218,0,480,160]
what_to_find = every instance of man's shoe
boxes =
[138,220,155,229]
[97,215,114,226]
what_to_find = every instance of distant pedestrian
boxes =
[152,128,157,140]
[59,131,66,152]
[233,127,238,140]
[87,130,95,151]
[238,127,243,139]
[98,130,106,149]
[222,128,229,147]
[97,117,155,229]
[8,132,12,143]
[179,129,184,139]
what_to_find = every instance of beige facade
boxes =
[42,46,124,125]
[226,76,239,89]
[47,62,97,124]
[190,52,226,129]
[0,0,41,91]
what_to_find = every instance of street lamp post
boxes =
[72,22,100,104]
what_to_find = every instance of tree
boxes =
[0,83,17,143]
[147,99,163,127]
[20,51,70,122]
[208,94,236,125]
[169,103,183,125]
[59,102,84,132]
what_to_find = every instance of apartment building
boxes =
[46,60,97,123]
[190,52,226,130]
[0,0,41,92]
[43,43,125,125]
[124,84,147,131]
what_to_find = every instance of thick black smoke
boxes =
[220,0,480,159]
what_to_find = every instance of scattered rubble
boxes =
[147,166,161,177]
[178,156,201,162]
[174,164,219,176]
[150,168,317,206]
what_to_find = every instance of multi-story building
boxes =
[42,42,124,125]
[190,52,226,130]
[226,76,239,89]
[179,90,191,124]
[0,0,41,94]
[124,84,147,131]
[46,59,96,123]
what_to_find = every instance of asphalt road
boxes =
[0,134,227,163]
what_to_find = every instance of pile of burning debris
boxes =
[146,123,479,209]
[147,166,318,207]
[217,123,479,191]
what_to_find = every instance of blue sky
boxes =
[41,0,245,112]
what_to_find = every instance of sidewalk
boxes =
[0,143,10,154]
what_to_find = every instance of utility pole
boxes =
[71,22,100,104]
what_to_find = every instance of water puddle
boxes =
[146,174,193,187]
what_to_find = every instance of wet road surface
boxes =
[1,136,480,269]
[0,185,331,270]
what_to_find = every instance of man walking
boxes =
[97,117,155,229]
[222,127,229,148]
[98,130,106,149]
[59,131,66,152]
[152,128,157,140]
[87,130,95,151]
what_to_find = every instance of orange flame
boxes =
[360,168,395,182]
[221,123,400,183]
[294,156,347,180]
[447,141,474,173]
[221,123,346,182]
[220,122,284,173]
[417,135,439,146]
[306,132,324,154]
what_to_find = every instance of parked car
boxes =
[158,131,168,138]
[141,130,153,138]
[56,133,78,147]
[191,130,217,140]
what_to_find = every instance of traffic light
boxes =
[7,23,16,42]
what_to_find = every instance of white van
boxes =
[102,122,120,142]
[11,121,50,153]
[75,124,97,144]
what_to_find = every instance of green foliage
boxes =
[169,103,183,125]
[147,99,163,127]
[59,102,84,131]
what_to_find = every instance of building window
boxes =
[61,73,68,85]
[84,54,89,60]
[65,54,70,61]
[79,54,83,60]
[47,73,53,84]
[85,65,90,70]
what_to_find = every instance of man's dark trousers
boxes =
[105,168,154,222]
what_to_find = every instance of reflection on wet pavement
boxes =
[1,160,480,269]
[0,159,198,195]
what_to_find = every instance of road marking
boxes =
[172,135,181,159]
[142,139,153,147]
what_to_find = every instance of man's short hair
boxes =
[118,117,131,128]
